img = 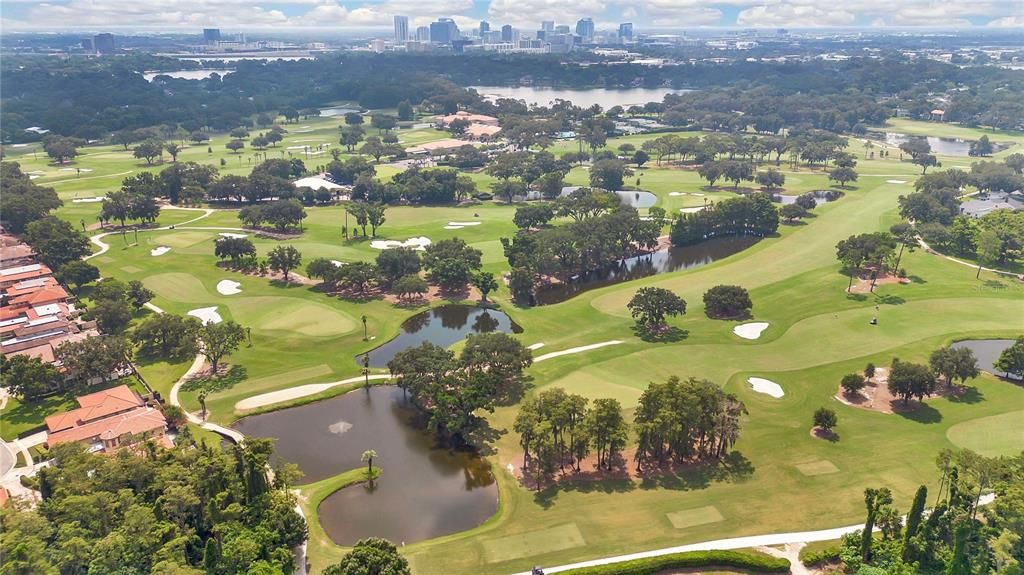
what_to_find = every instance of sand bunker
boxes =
[187,306,223,325]
[445,221,482,230]
[886,179,907,184]
[680,207,705,213]
[72,196,106,203]
[60,168,93,173]
[748,377,784,398]
[216,280,242,295]
[669,192,686,196]
[330,260,347,267]
[286,146,307,150]
[150,246,171,256]
[527,343,546,351]
[370,236,432,251]
[733,322,770,340]
[328,421,353,435]
[691,193,705,196]
[218,232,248,239]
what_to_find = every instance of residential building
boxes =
[45,385,170,453]
[555,25,571,34]
[415,26,431,42]
[437,111,500,127]
[394,15,409,42]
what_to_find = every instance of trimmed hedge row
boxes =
[553,550,790,575]
[799,545,842,567]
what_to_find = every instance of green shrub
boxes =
[555,550,790,575]
[800,545,842,567]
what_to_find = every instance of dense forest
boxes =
[3,53,1022,143]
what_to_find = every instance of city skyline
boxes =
[2,0,1022,31]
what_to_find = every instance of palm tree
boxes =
[361,449,377,476]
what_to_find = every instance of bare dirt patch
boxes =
[847,273,910,294]
[836,367,965,415]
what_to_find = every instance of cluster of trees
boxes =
[100,189,161,227]
[514,388,628,486]
[628,287,687,331]
[643,129,851,171]
[702,285,753,319]
[634,376,747,470]
[387,333,533,445]
[485,150,573,204]
[1,334,135,402]
[501,191,660,301]
[836,449,1023,575]
[994,336,1024,379]
[0,437,306,575]
[0,162,64,233]
[901,161,1024,269]
[85,277,154,335]
[835,231,901,290]
[670,193,780,247]
[238,199,307,232]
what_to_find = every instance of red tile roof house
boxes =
[44,385,170,453]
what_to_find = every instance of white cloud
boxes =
[987,15,1024,28]
[737,3,856,27]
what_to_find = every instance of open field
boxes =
[11,118,1023,574]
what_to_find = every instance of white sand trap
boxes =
[733,322,770,340]
[187,306,222,325]
[680,207,705,213]
[444,225,463,230]
[218,232,248,239]
[534,340,623,363]
[286,146,307,150]
[527,343,546,351]
[72,196,106,203]
[370,236,432,251]
[150,246,172,256]
[293,129,315,133]
[748,377,784,398]
[60,168,93,172]
[328,421,353,435]
[691,193,705,196]
[886,179,907,184]
[293,139,325,143]
[29,175,40,180]
[669,192,686,196]
[330,260,347,267]
[12,144,29,148]
[448,221,481,226]
[216,280,242,295]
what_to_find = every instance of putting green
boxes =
[946,411,1024,457]
[480,523,585,564]
[666,505,725,529]
[242,364,334,395]
[158,231,215,249]
[226,297,356,337]
[145,272,213,302]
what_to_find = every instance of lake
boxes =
[951,339,1021,380]
[534,235,761,305]
[883,133,1009,157]
[143,69,233,81]
[471,86,689,109]
[233,385,498,545]
[361,304,522,368]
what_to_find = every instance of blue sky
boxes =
[1,0,1021,31]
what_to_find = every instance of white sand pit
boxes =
[286,146,307,150]
[187,306,223,325]
[748,377,785,398]
[218,232,248,239]
[330,260,347,267]
[691,193,705,196]
[886,179,907,184]
[448,221,481,226]
[444,225,463,230]
[150,246,171,256]
[72,196,106,203]
[669,192,686,196]
[216,280,242,295]
[680,207,705,213]
[733,322,770,340]
[60,168,93,172]
[370,236,432,251]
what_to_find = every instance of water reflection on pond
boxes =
[882,133,1008,157]
[233,386,498,545]
[362,305,522,368]
[952,339,1021,380]
[534,235,760,305]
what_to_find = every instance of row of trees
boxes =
[669,194,780,247]
[514,388,629,486]
[238,199,307,232]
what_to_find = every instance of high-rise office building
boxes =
[555,24,570,34]
[479,21,490,35]
[541,21,554,32]
[501,24,513,42]
[575,18,594,40]
[618,22,633,41]
[394,16,409,42]
[415,26,430,41]
[429,18,460,44]
[93,33,115,54]
[203,28,221,43]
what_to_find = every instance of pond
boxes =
[882,133,1009,157]
[233,386,498,545]
[471,86,691,109]
[951,339,1021,380]
[143,69,233,81]
[774,190,844,206]
[361,305,522,368]
[616,190,658,208]
[534,235,760,305]
[319,106,361,118]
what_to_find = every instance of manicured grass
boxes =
[15,121,1024,575]
[665,505,726,530]
[946,410,1024,456]
[297,467,379,570]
